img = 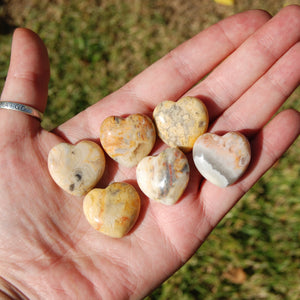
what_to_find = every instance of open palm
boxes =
[0,6,299,299]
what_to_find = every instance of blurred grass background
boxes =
[0,0,299,299]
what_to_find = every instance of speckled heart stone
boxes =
[99,114,156,167]
[48,141,105,196]
[136,147,190,205]
[193,132,251,187]
[153,96,208,152]
[83,182,141,238]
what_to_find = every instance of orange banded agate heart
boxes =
[193,132,251,187]
[100,114,156,167]
[83,182,141,238]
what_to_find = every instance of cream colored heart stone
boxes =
[48,141,105,196]
[83,182,141,238]
[153,96,208,152]
[193,132,251,187]
[99,114,156,167]
[136,147,190,205]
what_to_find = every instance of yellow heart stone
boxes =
[153,96,208,152]
[48,141,105,196]
[83,182,141,238]
[193,132,251,187]
[136,147,190,205]
[99,114,156,167]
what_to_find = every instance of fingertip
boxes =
[12,28,45,51]
[277,108,300,136]
[280,4,300,16]
[224,8,271,29]
[242,8,272,21]
[11,27,50,77]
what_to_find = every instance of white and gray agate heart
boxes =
[193,132,251,187]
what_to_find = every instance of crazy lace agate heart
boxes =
[83,182,141,238]
[153,96,208,152]
[193,132,251,187]
[100,114,156,167]
[136,147,190,205]
[48,141,105,196]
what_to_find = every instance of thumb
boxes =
[0,28,50,133]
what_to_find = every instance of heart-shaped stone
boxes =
[99,114,156,167]
[193,132,251,187]
[136,147,190,205]
[83,182,141,238]
[153,96,208,152]
[48,141,105,196]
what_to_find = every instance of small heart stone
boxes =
[83,182,141,238]
[153,96,208,152]
[136,147,190,205]
[48,141,105,196]
[99,114,156,167]
[193,132,251,187]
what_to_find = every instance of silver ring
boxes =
[0,101,43,121]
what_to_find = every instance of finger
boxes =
[199,109,300,227]
[189,5,300,119]
[0,28,50,131]
[211,41,300,134]
[56,9,270,142]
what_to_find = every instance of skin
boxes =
[0,6,299,300]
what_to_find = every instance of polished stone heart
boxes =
[48,141,105,196]
[153,96,208,152]
[99,114,156,167]
[193,132,251,187]
[83,182,141,238]
[136,147,190,205]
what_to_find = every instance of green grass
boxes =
[0,1,299,299]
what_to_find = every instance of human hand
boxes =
[0,6,299,299]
